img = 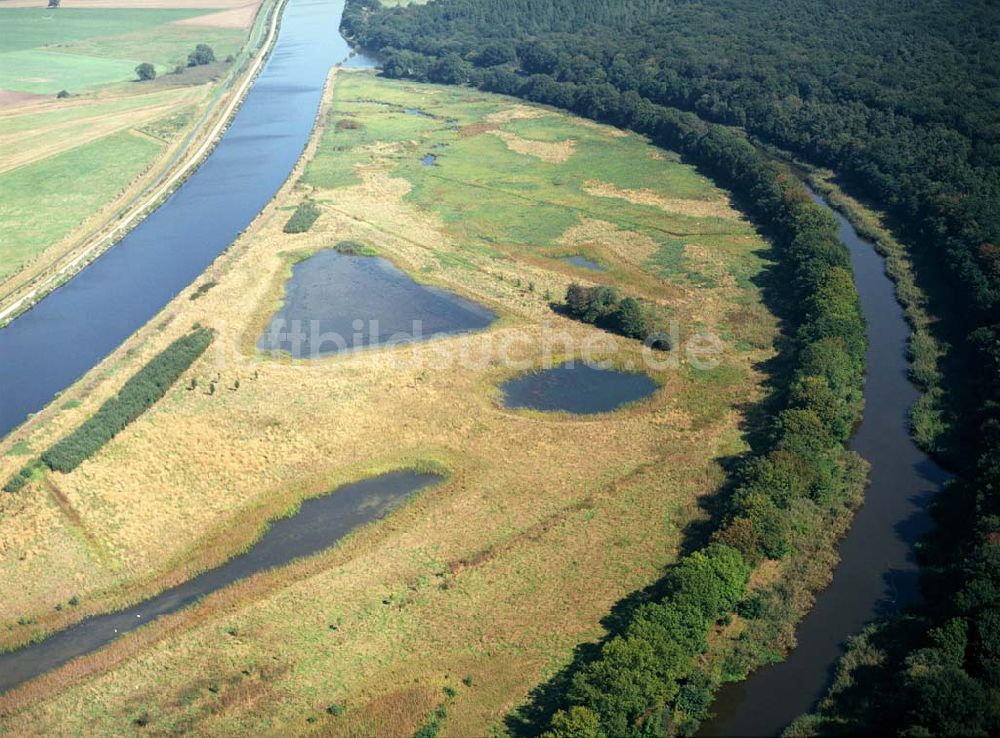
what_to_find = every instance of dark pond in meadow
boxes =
[0,470,441,695]
[257,250,496,358]
[563,255,605,271]
[421,154,437,165]
[501,363,657,414]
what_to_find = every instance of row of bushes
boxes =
[543,544,750,737]
[4,327,213,491]
[332,37,866,738]
[283,199,322,234]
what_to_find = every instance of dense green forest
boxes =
[342,0,1000,735]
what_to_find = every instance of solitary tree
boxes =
[187,43,216,67]
[135,62,156,81]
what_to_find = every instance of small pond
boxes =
[563,255,605,271]
[501,363,657,414]
[0,470,441,694]
[258,250,496,358]
[421,154,437,165]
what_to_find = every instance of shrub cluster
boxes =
[135,62,156,81]
[333,239,376,256]
[22,328,214,476]
[3,462,40,493]
[563,283,649,341]
[283,200,321,234]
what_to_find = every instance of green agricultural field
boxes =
[0,49,144,94]
[57,24,245,79]
[0,8,243,93]
[0,3,255,289]
[0,8,207,53]
[0,130,162,279]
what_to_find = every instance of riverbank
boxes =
[803,172,950,456]
[699,187,951,736]
[0,0,286,327]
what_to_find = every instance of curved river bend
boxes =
[700,190,951,736]
[0,0,371,439]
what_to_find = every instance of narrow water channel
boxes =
[0,470,440,694]
[0,0,371,439]
[699,189,951,736]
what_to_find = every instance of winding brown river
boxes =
[699,188,951,736]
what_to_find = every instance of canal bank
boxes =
[0,0,373,440]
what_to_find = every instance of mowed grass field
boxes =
[0,72,778,736]
[0,7,246,92]
[0,2,257,284]
[0,131,162,275]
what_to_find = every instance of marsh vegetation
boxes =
[0,72,778,736]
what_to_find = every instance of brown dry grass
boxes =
[173,0,262,28]
[558,217,659,266]
[584,179,744,220]
[0,90,45,109]
[0,72,777,736]
[493,130,575,162]
[483,104,550,124]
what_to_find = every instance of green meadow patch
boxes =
[0,7,235,93]
[305,73,771,300]
[0,130,163,280]
[0,48,142,94]
[0,8,209,54]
